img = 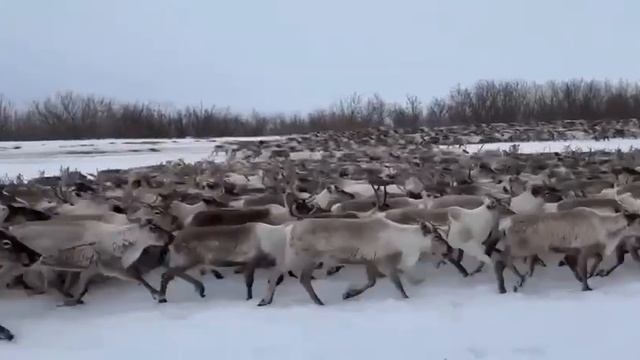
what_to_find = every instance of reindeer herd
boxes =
[2,127,640,342]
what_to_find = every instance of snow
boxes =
[2,137,640,180]
[461,138,640,154]
[0,136,279,180]
[2,259,640,359]
[3,136,640,358]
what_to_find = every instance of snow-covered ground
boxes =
[0,136,280,180]
[3,257,640,359]
[1,136,639,180]
[3,136,640,359]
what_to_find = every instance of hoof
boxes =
[257,299,271,307]
[469,269,483,276]
[582,287,593,292]
[59,299,84,307]
[158,298,168,304]
[0,326,14,342]
[342,290,357,300]
[213,273,225,280]
[498,288,507,294]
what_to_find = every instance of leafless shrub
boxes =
[0,79,639,141]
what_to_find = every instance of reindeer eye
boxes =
[1,240,12,249]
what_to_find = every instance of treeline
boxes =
[1,79,640,141]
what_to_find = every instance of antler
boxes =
[51,183,74,205]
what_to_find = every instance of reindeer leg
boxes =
[158,263,201,303]
[370,184,381,208]
[527,255,538,278]
[60,269,95,307]
[469,243,493,276]
[597,243,626,277]
[300,264,324,305]
[9,274,37,293]
[377,253,409,299]
[48,271,75,299]
[469,228,502,276]
[388,268,409,299]
[494,258,507,294]
[446,250,469,277]
[510,262,527,292]
[175,273,206,298]
[343,262,377,300]
[587,253,603,279]
[578,250,593,291]
[243,259,257,300]
[125,266,162,300]
[62,271,79,295]
[326,265,344,276]
[483,226,501,258]
[258,270,285,307]
[211,269,225,279]
[382,185,388,208]
[562,254,581,281]
[527,255,547,277]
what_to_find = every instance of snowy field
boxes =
[1,136,639,179]
[3,136,640,359]
[3,256,640,359]
[0,136,278,180]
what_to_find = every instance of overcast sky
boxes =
[1,0,638,113]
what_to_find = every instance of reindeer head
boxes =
[420,222,451,258]
[0,229,42,266]
[135,219,175,246]
[483,194,514,215]
[312,185,356,210]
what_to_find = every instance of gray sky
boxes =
[1,0,639,113]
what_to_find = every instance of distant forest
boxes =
[1,79,640,141]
